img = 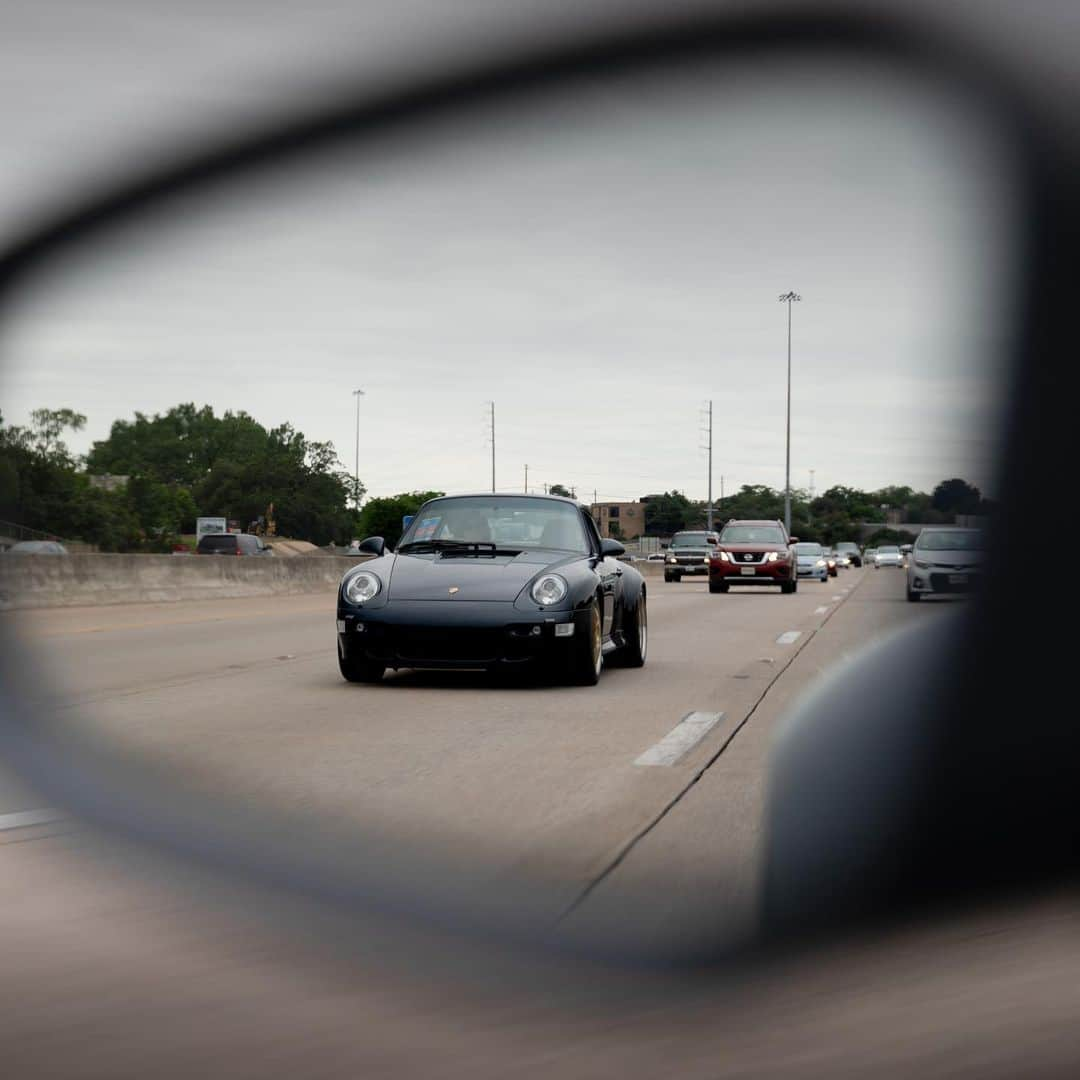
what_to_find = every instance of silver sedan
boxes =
[906,528,985,601]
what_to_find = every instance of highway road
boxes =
[9,565,941,935]
[4,566,1077,1077]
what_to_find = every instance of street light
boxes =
[778,291,802,534]
[352,388,365,511]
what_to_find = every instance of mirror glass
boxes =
[0,53,1016,947]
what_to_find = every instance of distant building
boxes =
[590,501,646,540]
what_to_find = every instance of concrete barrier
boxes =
[0,553,374,611]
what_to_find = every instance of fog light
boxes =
[554,623,575,638]
[530,625,542,636]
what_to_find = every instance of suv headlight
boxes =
[815,559,826,567]
[914,559,932,569]
[666,554,677,564]
[344,570,381,604]
[765,552,779,563]
[531,574,568,606]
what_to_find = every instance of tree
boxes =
[932,478,982,516]
[643,491,696,535]
[548,483,572,497]
[357,492,445,548]
[88,404,359,545]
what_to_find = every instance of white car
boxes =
[874,545,902,568]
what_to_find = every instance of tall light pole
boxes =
[351,388,365,511]
[706,400,714,531]
[778,291,801,533]
[489,401,496,493]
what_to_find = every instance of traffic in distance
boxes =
[338,493,986,685]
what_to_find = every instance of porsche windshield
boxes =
[399,497,589,553]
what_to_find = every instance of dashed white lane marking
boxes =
[776,631,802,645]
[0,808,64,832]
[635,711,724,767]
[814,606,830,614]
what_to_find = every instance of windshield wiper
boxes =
[397,539,507,557]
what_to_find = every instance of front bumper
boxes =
[337,600,584,669]
[907,568,982,595]
[665,559,710,575]
[709,561,792,586]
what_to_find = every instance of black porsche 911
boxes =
[336,494,647,686]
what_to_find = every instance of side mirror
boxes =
[788,536,799,544]
[599,538,625,558]
[357,536,386,557]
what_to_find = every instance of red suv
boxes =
[708,519,797,594]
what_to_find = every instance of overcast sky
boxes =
[0,2,1019,504]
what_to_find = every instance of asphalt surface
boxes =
[3,567,1077,1076]
[10,566,911,920]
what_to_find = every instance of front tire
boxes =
[338,647,385,684]
[568,598,603,686]
[906,587,921,602]
[709,581,728,594]
[781,580,797,594]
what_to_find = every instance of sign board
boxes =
[196,516,227,542]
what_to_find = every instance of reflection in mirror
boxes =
[0,55,1016,950]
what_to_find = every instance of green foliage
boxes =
[2,404,360,549]
[643,491,697,534]
[88,405,359,545]
[357,491,445,548]
[932,478,983,516]
[548,483,572,497]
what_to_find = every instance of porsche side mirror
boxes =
[357,536,386,557]
[599,538,625,558]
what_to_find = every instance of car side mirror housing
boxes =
[357,536,386,557]
[599,538,625,558]
[788,536,799,544]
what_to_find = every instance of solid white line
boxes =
[776,631,802,645]
[831,595,843,600]
[635,712,724,767]
[814,606,829,614]
[0,808,64,832]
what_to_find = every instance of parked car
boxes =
[906,527,985,602]
[863,547,878,564]
[708,519,797,594]
[3,540,68,554]
[196,533,273,556]
[663,530,719,582]
[874,545,903,568]
[646,552,667,562]
[834,541,863,567]
[337,493,646,685]
[794,542,829,583]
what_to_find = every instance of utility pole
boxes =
[351,388,365,511]
[809,469,815,501]
[484,401,495,493]
[706,400,714,531]
[524,463,528,493]
[778,291,802,533]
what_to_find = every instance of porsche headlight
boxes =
[531,574,568,606]
[344,570,381,604]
